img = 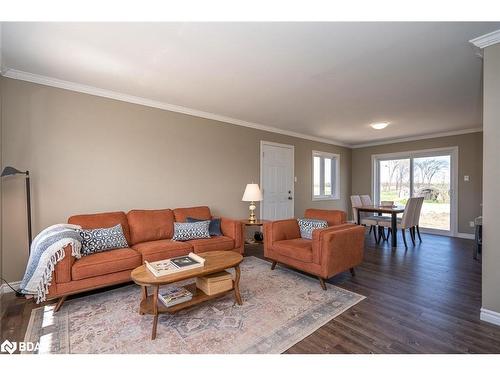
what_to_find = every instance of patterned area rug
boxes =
[24,256,365,354]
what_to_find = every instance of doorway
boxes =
[372,147,458,236]
[260,141,294,220]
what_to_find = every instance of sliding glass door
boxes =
[413,155,451,232]
[373,148,457,236]
[378,158,411,206]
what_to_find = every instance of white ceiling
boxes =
[1,22,498,147]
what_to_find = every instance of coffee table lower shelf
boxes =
[139,282,235,314]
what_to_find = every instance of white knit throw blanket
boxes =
[20,223,83,303]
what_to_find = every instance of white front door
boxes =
[260,141,294,220]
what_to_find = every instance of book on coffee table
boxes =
[158,287,193,307]
[145,252,205,277]
[170,253,205,270]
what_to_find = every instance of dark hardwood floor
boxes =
[2,232,500,353]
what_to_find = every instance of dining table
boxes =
[354,204,405,248]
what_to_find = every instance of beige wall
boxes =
[351,132,483,234]
[0,77,351,282]
[482,43,500,315]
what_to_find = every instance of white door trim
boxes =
[371,146,459,237]
[260,141,295,220]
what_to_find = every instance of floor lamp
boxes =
[1,166,32,250]
[1,166,32,296]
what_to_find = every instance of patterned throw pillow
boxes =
[78,224,129,256]
[172,221,211,241]
[297,218,328,239]
[186,217,222,236]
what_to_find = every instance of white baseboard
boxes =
[480,308,500,326]
[0,280,21,294]
[456,232,475,240]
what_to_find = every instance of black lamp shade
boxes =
[1,166,26,177]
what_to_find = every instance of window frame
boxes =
[312,150,340,201]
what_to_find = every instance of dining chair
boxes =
[412,196,424,243]
[377,197,423,248]
[351,195,379,242]
[360,195,372,206]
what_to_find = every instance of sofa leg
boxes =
[271,261,277,270]
[318,277,327,290]
[350,267,356,277]
[54,296,67,313]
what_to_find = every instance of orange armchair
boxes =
[264,209,365,290]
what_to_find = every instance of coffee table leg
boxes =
[140,286,148,315]
[151,285,159,340]
[234,265,242,305]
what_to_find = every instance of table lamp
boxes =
[242,183,263,223]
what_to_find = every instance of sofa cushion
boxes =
[187,236,235,253]
[173,206,212,222]
[272,238,313,263]
[68,211,131,244]
[71,248,141,280]
[127,209,174,245]
[186,217,222,236]
[304,209,346,226]
[78,224,129,256]
[132,239,193,262]
[172,221,211,241]
[297,218,328,239]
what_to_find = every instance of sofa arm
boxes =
[53,244,75,284]
[220,217,243,249]
[317,225,365,278]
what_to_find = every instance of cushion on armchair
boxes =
[297,218,328,239]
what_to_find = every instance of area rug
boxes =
[24,256,365,354]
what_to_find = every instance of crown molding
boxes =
[350,127,483,149]
[470,29,500,49]
[1,68,350,147]
[0,69,484,150]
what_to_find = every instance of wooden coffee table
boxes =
[131,250,243,340]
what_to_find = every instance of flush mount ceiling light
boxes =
[371,122,390,130]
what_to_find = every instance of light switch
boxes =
[464,175,470,182]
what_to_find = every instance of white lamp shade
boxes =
[242,183,263,202]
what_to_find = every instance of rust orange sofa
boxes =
[264,209,365,290]
[47,206,243,311]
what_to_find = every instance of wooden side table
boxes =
[240,219,268,244]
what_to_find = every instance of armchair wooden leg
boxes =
[318,277,327,290]
[350,267,356,277]
[416,225,422,242]
[271,261,277,270]
[54,295,67,313]
[402,229,408,249]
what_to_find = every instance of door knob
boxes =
[288,196,293,200]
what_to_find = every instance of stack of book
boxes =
[158,287,193,307]
[145,252,205,277]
